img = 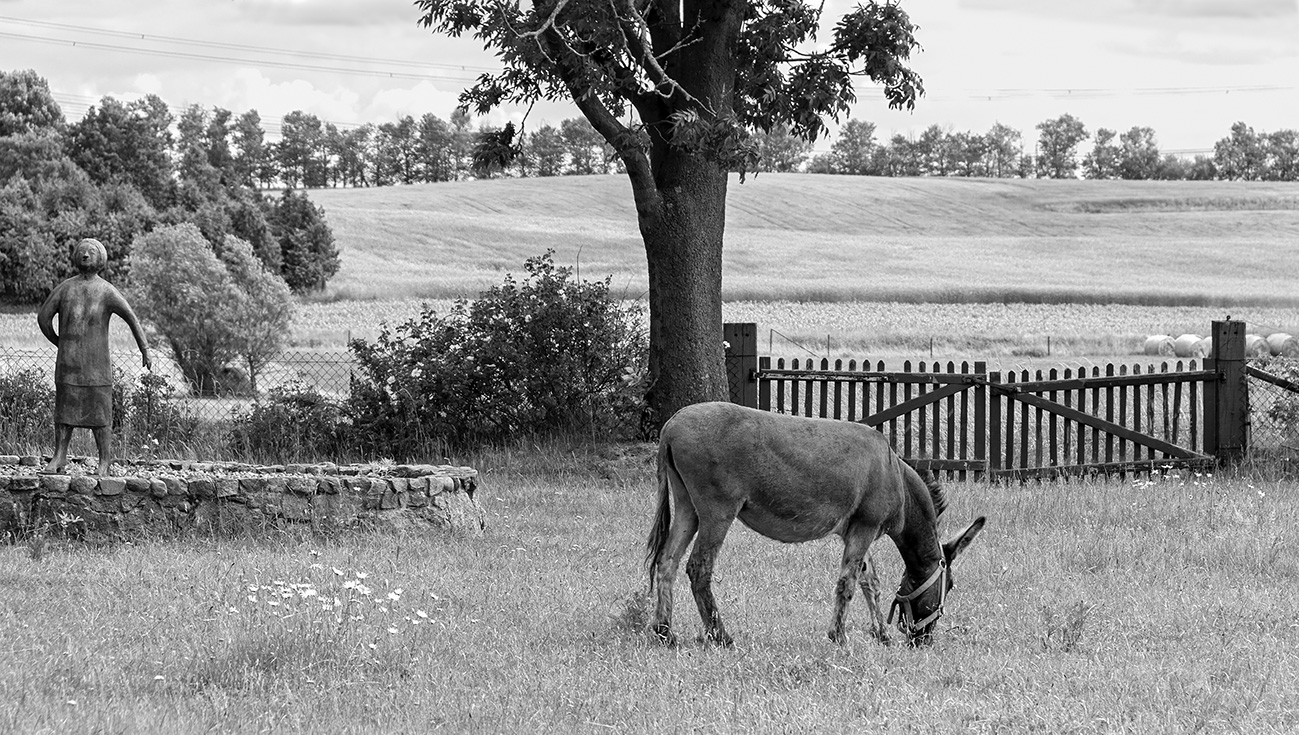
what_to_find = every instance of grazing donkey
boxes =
[646,401,985,647]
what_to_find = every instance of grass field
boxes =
[3,176,1298,359]
[3,444,1297,733]
[307,174,1299,305]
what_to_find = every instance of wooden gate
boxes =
[724,320,1249,480]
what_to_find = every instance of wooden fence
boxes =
[723,320,1268,481]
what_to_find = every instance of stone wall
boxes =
[0,455,484,542]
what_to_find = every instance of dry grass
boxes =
[2,443,1297,733]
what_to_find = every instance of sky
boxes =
[0,0,1296,156]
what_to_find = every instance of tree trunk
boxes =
[638,153,729,429]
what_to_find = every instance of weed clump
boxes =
[1041,600,1091,653]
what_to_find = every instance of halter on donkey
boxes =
[646,401,985,647]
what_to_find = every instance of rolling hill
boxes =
[309,174,1299,306]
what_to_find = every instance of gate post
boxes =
[1203,319,1247,464]
[723,322,759,409]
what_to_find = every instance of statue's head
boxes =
[71,238,108,275]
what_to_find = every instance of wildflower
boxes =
[267,600,280,607]
[387,591,401,602]
[387,627,399,635]
[416,610,428,619]
[247,595,257,603]
[300,588,318,598]
[355,571,369,580]
[332,567,345,576]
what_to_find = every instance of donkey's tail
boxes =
[645,442,674,594]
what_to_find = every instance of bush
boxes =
[228,383,348,463]
[112,371,203,452]
[349,251,646,454]
[0,368,54,450]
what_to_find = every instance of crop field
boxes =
[3,176,1298,360]
[306,174,1299,305]
[3,446,1297,733]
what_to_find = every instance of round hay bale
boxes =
[1267,332,1299,357]
[1245,334,1271,357]
[1173,334,1203,358]
[1190,337,1212,358]
[1143,335,1176,356]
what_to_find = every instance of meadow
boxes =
[3,445,1297,733]
[3,176,1299,732]
[305,174,1299,306]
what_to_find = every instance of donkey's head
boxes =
[891,515,986,646]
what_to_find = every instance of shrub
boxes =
[0,368,54,450]
[228,383,348,463]
[112,370,202,452]
[349,251,646,454]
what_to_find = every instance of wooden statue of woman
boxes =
[36,238,151,475]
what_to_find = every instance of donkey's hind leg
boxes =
[829,523,877,645]
[686,512,739,647]
[652,502,699,646]
[858,550,890,645]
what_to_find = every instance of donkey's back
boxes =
[659,401,909,543]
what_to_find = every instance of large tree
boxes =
[829,118,879,175]
[1035,113,1088,179]
[416,0,922,425]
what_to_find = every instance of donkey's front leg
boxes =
[829,525,876,645]
[858,550,890,645]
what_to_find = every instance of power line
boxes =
[921,84,1295,102]
[0,15,500,75]
[0,30,482,84]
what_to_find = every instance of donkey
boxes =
[646,401,985,647]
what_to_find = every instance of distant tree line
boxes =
[0,69,338,305]
[760,113,1299,181]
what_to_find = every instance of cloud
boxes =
[962,0,1297,20]
[235,0,414,27]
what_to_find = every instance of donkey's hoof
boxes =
[650,625,678,647]
[709,632,734,648]
[828,629,848,646]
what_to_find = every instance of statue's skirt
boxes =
[55,383,112,428]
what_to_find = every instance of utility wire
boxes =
[0,30,482,84]
[0,15,499,74]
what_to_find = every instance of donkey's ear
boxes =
[942,516,986,563]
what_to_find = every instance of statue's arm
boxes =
[110,287,152,370]
[36,284,63,346]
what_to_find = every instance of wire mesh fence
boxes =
[1247,356,1299,463]
[0,345,356,460]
